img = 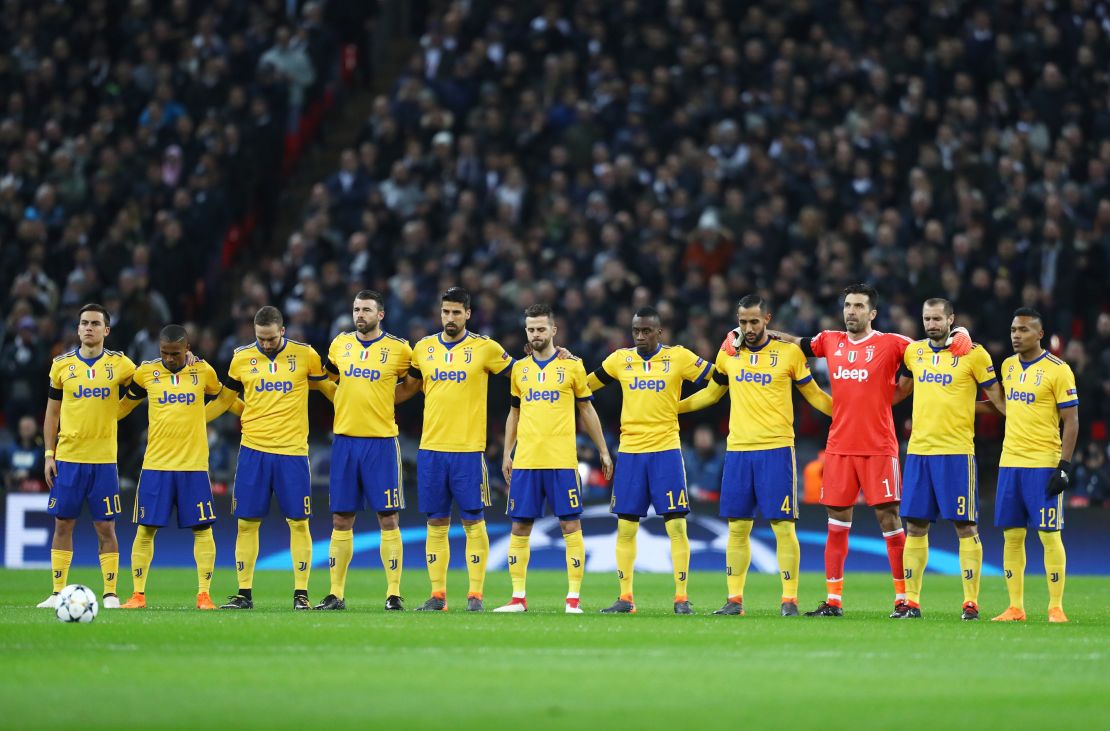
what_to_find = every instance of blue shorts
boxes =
[611,449,689,517]
[417,450,490,520]
[508,468,582,520]
[48,462,120,521]
[135,470,216,529]
[995,467,1064,531]
[233,446,312,519]
[329,435,404,514]
[901,454,978,523]
[720,447,798,520]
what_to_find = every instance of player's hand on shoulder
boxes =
[720,327,742,357]
[185,350,201,366]
[946,327,972,357]
[556,346,574,359]
[600,452,614,480]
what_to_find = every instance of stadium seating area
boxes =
[2,1,1109,505]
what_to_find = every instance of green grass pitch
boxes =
[3,568,1108,729]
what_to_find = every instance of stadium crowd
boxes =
[2,0,1109,507]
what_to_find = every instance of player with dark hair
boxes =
[117,325,240,609]
[37,304,136,610]
[396,287,515,612]
[494,304,613,613]
[680,295,832,616]
[208,306,335,610]
[587,306,715,614]
[896,299,1006,620]
[733,285,972,617]
[991,308,1078,623]
[315,290,413,611]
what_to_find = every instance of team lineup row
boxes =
[36,283,1077,620]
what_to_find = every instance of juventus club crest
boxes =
[1034,370,1044,386]
[379,349,389,364]
[556,367,566,384]
[769,352,779,367]
[864,346,875,363]
[286,355,297,372]
[463,348,474,364]
[661,357,671,373]
[191,370,199,385]
[105,364,115,380]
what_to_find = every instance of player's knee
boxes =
[376,512,398,530]
[511,520,533,537]
[332,512,356,531]
[953,521,976,539]
[53,518,75,536]
[617,514,641,523]
[427,517,451,528]
[906,519,930,537]
[559,520,580,535]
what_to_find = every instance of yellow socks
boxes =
[665,517,690,600]
[959,534,982,605]
[235,518,260,591]
[51,549,73,593]
[564,529,585,597]
[193,527,215,594]
[380,527,403,597]
[1039,530,1066,610]
[903,534,928,605]
[426,524,450,596]
[287,518,312,591]
[726,519,753,599]
[130,525,157,594]
[100,551,119,596]
[507,534,530,597]
[615,518,638,599]
[463,521,489,598]
[771,520,800,601]
[1002,527,1026,610]
[328,528,354,599]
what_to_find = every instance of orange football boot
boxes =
[121,592,146,609]
[1047,607,1068,623]
[196,592,217,610]
[990,606,1027,622]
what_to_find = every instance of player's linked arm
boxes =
[117,383,146,420]
[797,379,833,416]
[586,368,614,392]
[677,374,727,414]
[395,370,423,404]
[205,387,242,421]
[893,365,914,406]
[310,378,337,402]
[978,381,1006,416]
[43,394,61,488]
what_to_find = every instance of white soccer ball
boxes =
[55,584,99,624]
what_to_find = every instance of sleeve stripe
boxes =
[978,378,997,388]
[712,370,729,386]
[48,386,63,400]
[794,375,813,386]
[576,395,594,402]
[595,369,616,385]
[1057,399,1079,409]
[408,366,423,379]
[308,374,328,381]
[694,361,712,384]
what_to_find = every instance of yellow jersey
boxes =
[327,331,412,438]
[713,340,813,451]
[48,349,136,463]
[410,331,513,452]
[129,359,224,471]
[597,345,713,453]
[999,351,1078,468]
[902,341,997,455]
[510,354,592,469]
[226,339,327,456]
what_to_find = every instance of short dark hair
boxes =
[923,298,954,316]
[524,303,554,322]
[159,324,188,343]
[842,283,879,309]
[632,306,661,322]
[441,287,471,309]
[78,303,110,327]
[254,306,284,327]
[354,289,385,310]
[1013,307,1043,324]
[737,294,769,313]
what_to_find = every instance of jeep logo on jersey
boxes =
[73,386,111,399]
[1007,388,1036,404]
[158,391,196,405]
[735,370,772,386]
[629,378,665,391]
[255,380,294,393]
[524,389,560,402]
[918,371,953,386]
[344,365,381,380]
[832,367,869,382]
[430,369,466,382]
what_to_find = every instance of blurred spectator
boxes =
[3,415,45,492]
[1074,443,1110,508]
[685,425,724,502]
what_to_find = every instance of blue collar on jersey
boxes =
[160,359,187,374]
[744,336,772,353]
[256,338,287,361]
[438,330,469,349]
[356,331,386,348]
[531,352,558,369]
[928,341,947,353]
[635,344,662,360]
[75,350,105,367]
[1019,350,1049,370]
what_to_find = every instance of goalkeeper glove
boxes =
[946,326,972,356]
[1046,460,1071,498]
[721,327,742,357]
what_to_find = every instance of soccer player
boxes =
[315,290,413,611]
[678,295,832,617]
[38,303,136,610]
[741,284,972,616]
[991,308,1078,623]
[494,304,614,614]
[396,287,514,612]
[896,299,1006,620]
[116,325,240,609]
[586,306,714,614]
[209,306,334,610]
